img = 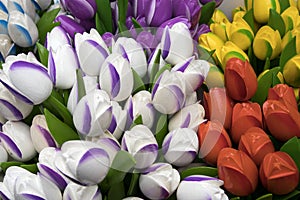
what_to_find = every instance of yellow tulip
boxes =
[281,27,300,54]
[283,54,300,87]
[211,9,230,24]
[215,41,249,70]
[245,0,253,10]
[227,17,254,51]
[205,65,224,88]
[253,0,281,24]
[253,26,281,60]
[232,10,247,21]
[281,6,299,32]
[198,32,225,53]
[210,22,228,42]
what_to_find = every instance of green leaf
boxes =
[263,57,271,71]
[20,164,38,173]
[95,0,113,33]
[149,49,161,87]
[198,1,216,25]
[279,0,291,13]
[180,166,218,179]
[36,8,61,44]
[280,36,297,71]
[154,114,168,148]
[280,137,300,173]
[44,108,79,146]
[197,45,215,65]
[76,69,86,102]
[273,190,300,200]
[130,115,143,129]
[132,68,146,94]
[95,13,107,35]
[131,17,142,29]
[118,0,128,25]
[243,9,256,33]
[0,161,24,172]
[36,42,49,67]
[256,193,273,200]
[104,150,136,186]
[267,9,285,37]
[107,182,126,200]
[127,172,140,196]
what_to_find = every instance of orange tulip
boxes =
[263,99,300,142]
[238,127,275,166]
[217,148,258,196]
[267,84,298,109]
[231,102,263,144]
[260,151,299,195]
[203,87,234,130]
[225,57,258,101]
[198,120,232,166]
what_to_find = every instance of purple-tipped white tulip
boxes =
[0,10,8,35]
[63,182,102,200]
[0,79,33,121]
[54,140,110,186]
[48,44,79,89]
[38,147,70,190]
[0,34,16,62]
[67,75,99,114]
[177,175,229,200]
[0,144,8,164]
[147,46,167,78]
[75,28,110,76]
[185,91,198,106]
[172,58,210,94]
[108,101,128,139]
[45,26,71,52]
[63,0,97,19]
[7,0,36,20]
[0,121,36,161]
[73,89,112,137]
[99,53,134,102]
[30,115,58,153]
[0,54,53,105]
[7,10,38,47]
[139,163,180,200]
[113,37,147,78]
[161,22,194,65]
[125,90,155,129]
[122,197,144,200]
[162,128,199,166]
[168,103,205,132]
[121,124,158,169]
[151,70,186,114]
[32,0,52,10]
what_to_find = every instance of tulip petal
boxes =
[180,113,191,128]
[184,176,220,182]
[107,115,117,133]
[0,99,23,120]
[162,27,171,59]
[143,163,166,174]
[37,125,56,147]
[20,194,44,200]
[169,85,185,110]
[82,102,91,134]
[48,50,56,84]
[38,164,68,190]
[108,63,120,98]
[139,144,158,152]
[162,134,172,155]
[119,44,129,61]
[14,24,32,46]
[0,131,22,158]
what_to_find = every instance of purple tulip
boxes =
[172,0,201,28]
[191,23,211,41]
[102,32,114,48]
[55,15,86,39]
[146,0,172,26]
[131,0,152,18]
[75,17,96,31]
[136,30,159,55]
[63,0,97,19]
[200,0,223,7]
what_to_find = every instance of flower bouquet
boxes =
[0,0,299,199]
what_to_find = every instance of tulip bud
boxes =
[210,22,228,42]
[268,83,298,109]
[253,0,280,24]
[253,26,281,61]
[108,101,128,139]
[55,15,85,39]
[217,148,258,196]
[139,163,180,200]
[0,121,36,161]
[73,89,112,137]
[151,70,186,114]
[172,0,201,28]
[176,175,228,200]
[281,6,298,32]
[123,197,143,200]
[211,9,230,24]
[55,140,110,185]
[145,0,172,26]
[198,32,224,54]
[63,182,102,200]
[30,115,58,153]
[225,57,258,101]
[231,102,263,144]
[198,120,232,165]
[226,17,254,51]
[113,37,148,78]
[232,10,247,21]
[203,87,234,130]
[99,53,134,102]
[263,99,300,141]
[75,28,109,76]
[162,128,199,166]
[125,90,155,129]
[205,65,225,89]
[7,0,36,20]
[38,147,69,190]
[147,46,167,78]
[238,127,275,166]
[0,80,33,121]
[283,54,300,87]
[0,34,15,62]
[215,41,249,70]
[63,0,97,19]
[168,103,205,132]
[121,124,158,169]
[260,151,299,195]
[0,10,8,35]
[45,26,71,52]
[161,22,194,65]
[281,28,300,54]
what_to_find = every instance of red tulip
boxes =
[260,151,299,195]
[263,99,300,142]
[225,57,258,101]
[203,87,234,130]
[198,120,232,166]
[238,127,275,166]
[268,84,298,109]
[231,102,263,144]
[217,148,258,196]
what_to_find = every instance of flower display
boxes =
[0,0,299,199]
